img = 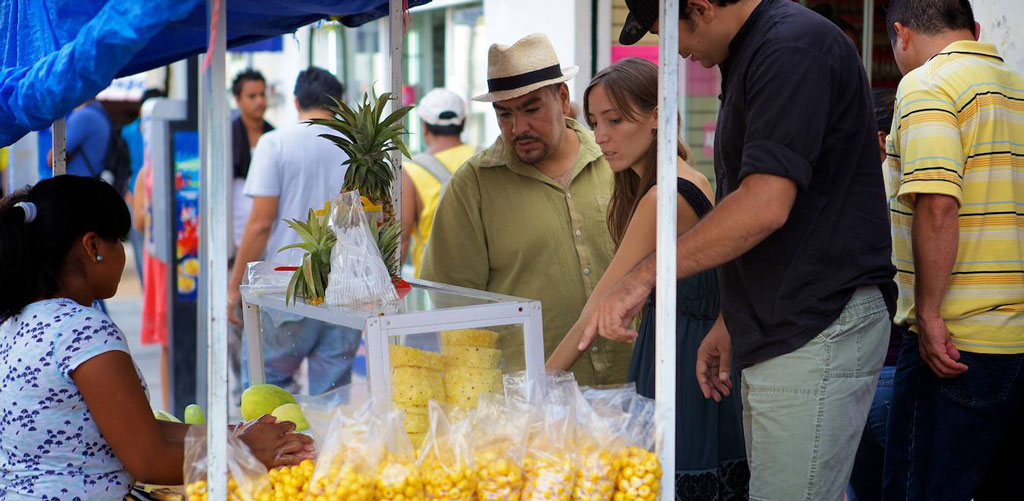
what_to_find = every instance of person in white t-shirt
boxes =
[230,69,274,256]
[227,69,274,403]
[227,67,359,395]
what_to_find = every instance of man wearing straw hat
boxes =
[420,33,632,386]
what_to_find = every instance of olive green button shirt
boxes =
[421,119,633,386]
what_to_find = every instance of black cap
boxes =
[619,0,658,45]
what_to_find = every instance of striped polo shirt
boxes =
[885,40,1024,354]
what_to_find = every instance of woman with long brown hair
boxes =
[547,58,748,499]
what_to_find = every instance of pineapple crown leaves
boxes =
[277,209,335,258]
[309,92,414,203]
[280,208,337,305]
[373,219,402,280]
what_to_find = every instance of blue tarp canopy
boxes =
[0,0,427,147]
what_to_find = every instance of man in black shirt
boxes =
[585,0,896,498]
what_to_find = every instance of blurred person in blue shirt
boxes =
[44,100,110,179]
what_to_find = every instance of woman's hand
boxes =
[236,415,315,468]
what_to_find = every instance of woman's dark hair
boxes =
[0,176,131,320]
[584,57,689,247]
[294,67,345,111]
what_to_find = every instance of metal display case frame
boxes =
[240,278,545,401]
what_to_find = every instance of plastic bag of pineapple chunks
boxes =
[417,401,476,501]
[324,190,399,306]
[183,426,273,501]
[375,409,426,500]
[306,399,385,501]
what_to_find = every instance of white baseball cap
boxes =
[417,88,467,127]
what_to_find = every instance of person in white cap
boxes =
[420,33,633,386]
[400,88,477,278]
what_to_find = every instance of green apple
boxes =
[270,403,309,432]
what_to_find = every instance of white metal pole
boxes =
[862,0,874,82]
[52,118,67,176]
[389,0,404,242]
[200,0,230,498]
[656,0,679,499]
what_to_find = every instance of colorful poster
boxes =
[173,131,200,300]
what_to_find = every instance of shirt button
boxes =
[575,229,582,237]
[583,267,591,275]
[592,345,599,352]
[566,193,572,199]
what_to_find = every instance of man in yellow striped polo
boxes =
[400,88,477,277]
[882,0,1024,497]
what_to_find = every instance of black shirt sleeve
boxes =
[739,44,833,189]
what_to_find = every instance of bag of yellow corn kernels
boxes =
[417,401,476,501]
[375,409,426,501]
[610,394,666,501]
[570,387,634,501]
[521,401,579,501]
[469,393,530,501]
[305,400,384,501]
[182,426,273,501]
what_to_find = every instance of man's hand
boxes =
[696,317,733,402]
[227,286,243,326]
[236,415,315,468]
[579,272,652,349]
[917,315,967,378]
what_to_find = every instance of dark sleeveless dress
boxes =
[627,178,749,501]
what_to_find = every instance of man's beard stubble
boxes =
[511,133,549,165]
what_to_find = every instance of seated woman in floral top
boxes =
[0,176,314,500]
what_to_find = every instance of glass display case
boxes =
[240,278,545,407]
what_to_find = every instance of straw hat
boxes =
[473,33,579,103]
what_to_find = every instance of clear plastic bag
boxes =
[375,410,426,500]
[611,394,664,501]
[470,393,529,501]
[324,191,399,306]
[306,399,383,500]
[522,405,576,500]
[182,426,273,501]
[293,382,371,448]
[570,388,631,501]
[239,261,293,297]
[499,372,578,501]
[417,401,476,501]
[503,371,577,413]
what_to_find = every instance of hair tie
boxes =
[14,201,37,223]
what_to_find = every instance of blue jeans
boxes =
[250,311,362,396]
[883,334,1024,500]
[847,365,895,501]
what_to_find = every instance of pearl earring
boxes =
[96,255,104,262]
